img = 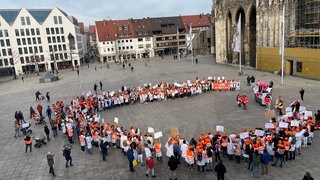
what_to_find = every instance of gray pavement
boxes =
[0,55,319,180]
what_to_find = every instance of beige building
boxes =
[212,0,320,79]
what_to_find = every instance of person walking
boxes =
[94,83,97,92]
[35,91,41,101]
[299,88,305,101]
[44,123,50,141]
[37,104,43,117]
[127,146,135,172]
[46,92,50,102]
[14,121,20,138]
[214,160,226,180]
[168,155,178,180]
[251,150,261,177]
[63,145,73,168]
[14,111,20,124]
[24,135,32,153]
[46,106,52,120]
[77,69,79,76]
[302,172,314,180]
[30,106,35,119]
[146,156,156,177]
[18,111,26,124]
[47,152,56,176]
[85,134,93,154]
[99,81,103,91]
[100,139,108,161]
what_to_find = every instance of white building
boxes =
[0,7,86,76]
[96,19,154,63]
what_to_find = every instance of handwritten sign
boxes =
[154,131,163,139]
[265,123,275,129]
[254,129,265,136]
[279,122,289,128]
[240,132,249,139]
[216,126,224,132]
[114,117,119,124]
[148,127,155,133]
[290,120,299,127]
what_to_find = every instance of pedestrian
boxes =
[173,142,181,164]
[35,91,41,101]
[214,160,226,180]
[100,139,108,161]
[95,66,97,71]
[146,156,156,177]
[47,152,56,176]
[24,134,32,153]
[94,83,97,92]
[21,76,24,82]
[261,149,270,175]
[302,172,314,180]
[299,88,305,101]
[18,111,26,124]
[264,94,272,111]
[168,155,178,180]
[79,133,86,151]
[250,75,255,85]
[251,150,260,177]
[85,133,93,154]
[195,58,198,64]
[51,121,58,137]
[236,94,242,107]
[247,76,251,86]
[46,106,52,120]
[63,145,73,168]
[66,127,74,144]
[30,106,35,119]
[272,143,285,168]
[100,81,103,91]
[14,111,20,124]
[131,66,134,72]
[123,63,125,69]
[77,69,79,76]
[127,145,135,172]
[46,92,50,102]
[241,94,249,110]
[14,121,20,138]
[37,104,43,117]
[44,122,50,141]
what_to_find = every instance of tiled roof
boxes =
[95,19,136,42]
[89,25,96,34]
[131,18,152,37]
[181,14,210,33]
[78,22,85,33]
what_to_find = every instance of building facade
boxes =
[212,0,320,79]
[0,7,86,76]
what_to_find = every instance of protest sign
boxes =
[265,123,274,129]
[154,131,163,139]
[240,132,249,139]
[216,126,224,132]
[254,129,265,136]
[279,122,289,128]
[290,120,299,127]
[148,127,155,133]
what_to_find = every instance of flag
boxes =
[279,6,285,55]
[188,24,193,52]
[232,14,241,52]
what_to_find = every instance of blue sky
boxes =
[2,0,212,26]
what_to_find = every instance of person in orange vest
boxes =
[24,135,32,153]
[185,146,195,171]
[283,137,291,163]
[153,140,162,162]
[241,94,249,110]
[67,127,74,144]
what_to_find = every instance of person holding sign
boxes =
[241,94,249,110]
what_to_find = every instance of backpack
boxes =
[173,144,180,154]
[290,137,297,145]
[278,148,285,155]
[197,152,202,161]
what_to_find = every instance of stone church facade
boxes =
[211,0,320,79]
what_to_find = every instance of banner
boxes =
[240,132,249,139]
[213,82,230,91]
[232,14,241,52]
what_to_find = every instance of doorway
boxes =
[285,60,293,76]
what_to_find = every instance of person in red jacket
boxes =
[146,156,156,177]
[37,104,43,117]
[241,94,249,110]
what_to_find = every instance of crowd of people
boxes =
[17,76,319,179]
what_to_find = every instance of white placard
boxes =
[290,120,299,127]
[236,82,241,91]
[304,111,312,117]
[208,77,213,80]
[265,123,275,129]
[299,106,306,112]
[279,122,289,128]
[114,117,119,124]
[216,125,224,132]
[240,132,249,139]
[154,131,163,139]
[120,135,127,148]
[254,129,265,136]
[148,127,155,133]
[285,107,291,112]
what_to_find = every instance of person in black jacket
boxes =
[127,146,135,172]
[63,145,73,168]
[100,140,108,161]
[302,172,314,180]
[44,123,50,141]
[168,155,178,180]
[215,160,226,180]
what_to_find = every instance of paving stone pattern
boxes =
[0,56,319,180]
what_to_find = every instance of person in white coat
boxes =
[85,134,93,154]
[165,140,174,158]
[180,140,188,164]
[227,141,234,160]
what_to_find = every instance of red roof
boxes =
[181,14,210,33]
[131,18,152,37]
[95,19,136,42]
[89,25,96,34]
[78,22,85,34]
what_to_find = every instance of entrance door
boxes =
[285,60,293,76]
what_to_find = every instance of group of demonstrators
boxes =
[18,76,319,179]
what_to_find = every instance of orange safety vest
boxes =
[186,150,193,160]
[284,142,290,151]
[25,139,32,145]
[154,144,161,153]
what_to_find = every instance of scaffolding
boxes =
[287,0,320,49]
